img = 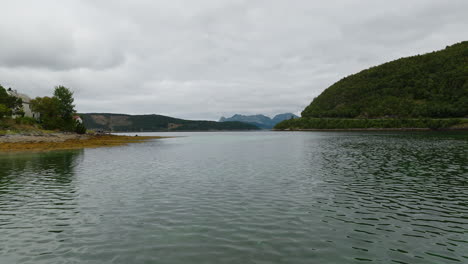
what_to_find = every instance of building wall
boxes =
[7,89,39,119]
[23,102,34,118]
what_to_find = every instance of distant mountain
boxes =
[272,113,299,124]
[81,113,259,132]
[219,113,298,129]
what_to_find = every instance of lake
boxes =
[0,131,467,264]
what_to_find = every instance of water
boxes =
[0,131,467,264]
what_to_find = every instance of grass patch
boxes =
[0,118,55,135]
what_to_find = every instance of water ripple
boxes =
[0,132,467,263]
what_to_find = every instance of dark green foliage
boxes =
[30,96,62,130]
[0,104,9,119]
[0,85,23,118]
[171,120,258,131]
[275,118,464,130]
[302,41,468,119]
[54,86,75,121]
[53,86,76,131]
[81,113,260,132]
[75,122,87,134]
[30,86,77,131]
[14,117,37,126]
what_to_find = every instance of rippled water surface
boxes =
[0,132,467,264]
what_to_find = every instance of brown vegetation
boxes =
[0,134,164,152]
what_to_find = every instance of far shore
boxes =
[0,133,166,152]
[272,127,468,132]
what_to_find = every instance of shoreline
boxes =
[274,118,468,132]
[272,127,468,132]
[0,133,166,152]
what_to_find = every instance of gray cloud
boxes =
[1,0,467,120]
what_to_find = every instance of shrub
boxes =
[75,122,87,134]
[0,104,11,119]
[14,117,37,125]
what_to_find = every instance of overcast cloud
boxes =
[1,0,467,120]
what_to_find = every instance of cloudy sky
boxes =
[1,0,467,120]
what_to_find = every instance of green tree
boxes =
[30,96,62,130]
[0,85,23,118]
[0,104,10,119]
[31,86,79,131]
[75,121,86,134]
[53,86,75,121]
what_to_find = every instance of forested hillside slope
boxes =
[302,41,467,119]
[81,113,259,132]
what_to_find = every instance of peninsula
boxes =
[0,85,166,152]
[0,132,164,152]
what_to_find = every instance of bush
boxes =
[0,104,10,119]
[14,117,37,125]
[75,122,87,134]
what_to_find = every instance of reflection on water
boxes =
[1,149,81,173]
[0,132,466,264]
[0,149,82,189]
[0,150,83,263]
[313,134,468,263]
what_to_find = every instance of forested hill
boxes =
[302,41,468,119]
[81,113,259,132]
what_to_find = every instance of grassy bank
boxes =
[0,118,51,135]
[0,134,165,152]
[274,118,468,130]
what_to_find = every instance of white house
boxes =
[73,115,83,124]
[6,88,40,119]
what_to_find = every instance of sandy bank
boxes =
[0,133,165,152]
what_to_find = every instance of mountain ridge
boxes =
[220,113,298,129]
[81,113,260,132]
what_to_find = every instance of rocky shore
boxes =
[0,133,164,152]
[0,132,87,143]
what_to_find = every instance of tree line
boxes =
[274,117,464,130]
[0,84,86,134]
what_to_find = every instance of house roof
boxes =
[16,93,32,103]
[7,90,32,103]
